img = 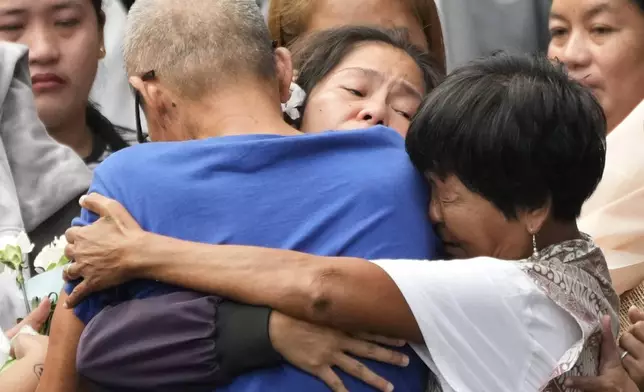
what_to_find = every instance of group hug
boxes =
[1,0,644,391]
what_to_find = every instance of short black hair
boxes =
[406,52,607,221]
[634,0,644,13]
[289,26,443,124]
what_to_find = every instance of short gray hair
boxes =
[124,0,275,97]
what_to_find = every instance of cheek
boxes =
[63,30,100,94]
[301,91,357,132]
[387,116,411,137]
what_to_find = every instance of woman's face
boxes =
[0,0,102,129]
[548,0,644,131]
[306,0,428,50]
[300,42,425,137]
[428,174,533,260]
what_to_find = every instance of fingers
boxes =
[334,354,394,392]
[62,262,82,282]
[598,315,620,367]
[564,375,609,391]
[80,193,139,228]
[64,280,90,309]
[65,227,81,245]
[343,337,409,368]
[354,333,406,347]
[6,298,51,338]
[79,193,113,218]
[629,306,644,324]
[620,330,644,361]
[317,367,349,392]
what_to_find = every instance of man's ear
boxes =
[274,47,294,104]
[129,76,176,140]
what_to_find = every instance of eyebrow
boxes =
[51,0,83,11]
[0,0,82,16]
[339,67,424,100]
[0,7,25,16]
[550,2,613,22]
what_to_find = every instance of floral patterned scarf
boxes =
[519,234,619,391]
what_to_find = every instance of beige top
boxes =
[579,99,644,295]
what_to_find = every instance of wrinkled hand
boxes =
[564,315,639,392]
[620,306,644,389]
[10,334,48,361]
[269,311,407,392]
[63,193,144,309]
[6,299,51,339]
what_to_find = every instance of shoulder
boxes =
[91,142,174,191]
[306,127,425,185]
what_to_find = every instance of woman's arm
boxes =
[64,194,422,342]
[35,291,83,392]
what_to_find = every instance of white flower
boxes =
[281,82,306,120]
[33,236,68,272]
[0,231,34,255]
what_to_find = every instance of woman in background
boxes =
[547,0,644,330]
[267,0,445,71]
[0,0,136,169]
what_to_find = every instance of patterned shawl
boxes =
[519,234,619,391]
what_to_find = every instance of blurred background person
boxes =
[435,0,551,70]
[0,0,136,169]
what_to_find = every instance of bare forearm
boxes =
[132,233,422,342]
[36,291,82,392]
[0,356,43,392]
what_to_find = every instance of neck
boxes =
[47,107,93,158]
[182,82,300,139]
[537,220,583,251]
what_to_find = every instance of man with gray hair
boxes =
[41,0,434,391]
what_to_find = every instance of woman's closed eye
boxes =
[590,25,615,36]
[343,87,365,97]
[549,27,568,39]
[55,18,80,28]
[0,23,23,32]
[394,109,412,120]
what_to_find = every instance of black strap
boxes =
[216,301,283,382]
[120,0,135,12]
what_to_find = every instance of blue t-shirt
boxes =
[66,126,439,391]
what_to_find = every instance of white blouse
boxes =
[372,257,581,392]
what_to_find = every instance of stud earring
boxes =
[99,47,106,57]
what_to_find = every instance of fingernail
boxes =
[563,379,572,387]
[63,302,69,309]
[401,355,409,366]
[79,195,87,206]
[386,383,394,392]
[630,305,638,311]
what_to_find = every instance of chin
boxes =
[35,104,67,130]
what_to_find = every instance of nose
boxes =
[356,98,388,127]
[553,32,591,72]
[26,26,60,66]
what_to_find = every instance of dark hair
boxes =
[289,26,443,124]
[634,0,644,12]
[406,52,607,221]
[90,0,106,27]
